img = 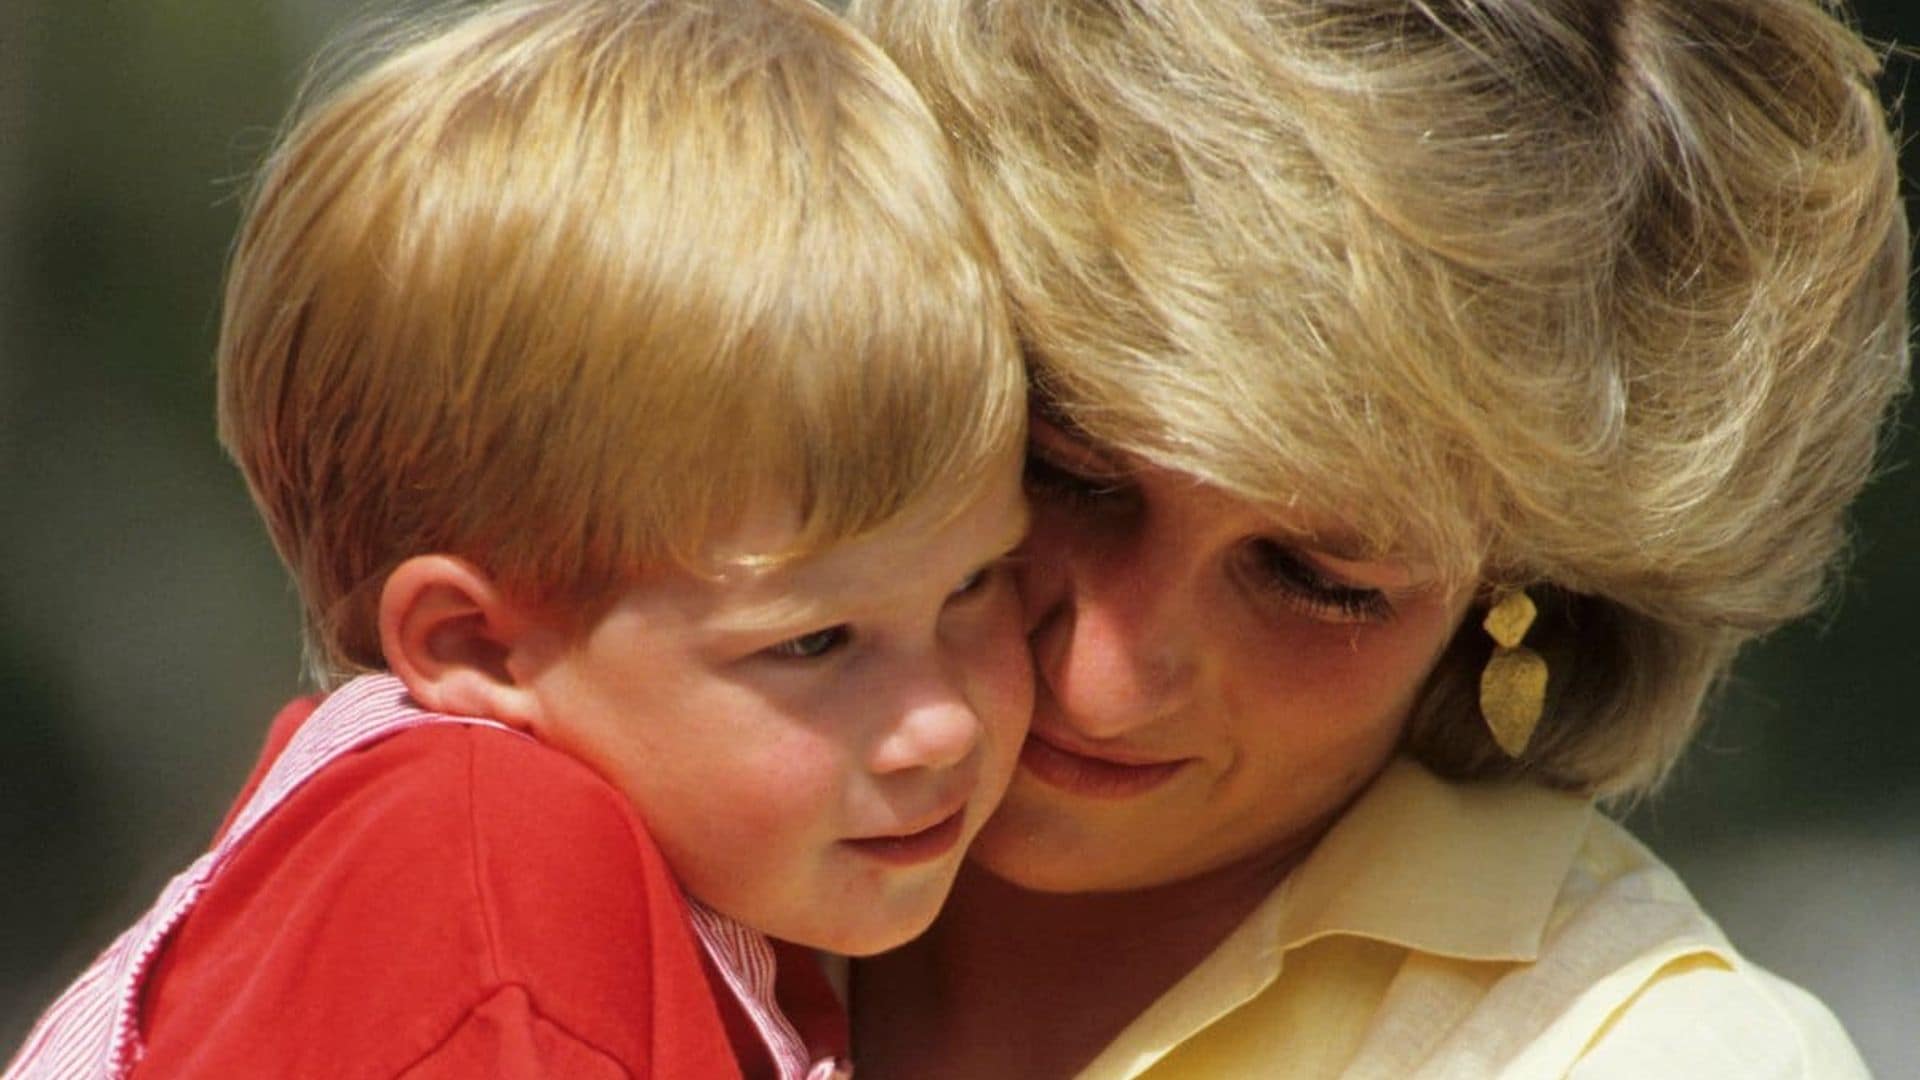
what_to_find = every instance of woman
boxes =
[848,0,1905,1076]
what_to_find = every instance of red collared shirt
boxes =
[9,677,848,1079]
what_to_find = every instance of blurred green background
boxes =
[2,0,1916,1073]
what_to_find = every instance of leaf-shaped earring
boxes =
[1479,589,1547,757]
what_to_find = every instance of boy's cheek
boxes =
[1012,554,1059,638]
[988,591,1039,729]
[974,616,1038,785]
[703,740,847,831]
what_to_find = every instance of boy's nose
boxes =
[868,679,982,774]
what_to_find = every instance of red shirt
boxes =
[126,695,827,1078]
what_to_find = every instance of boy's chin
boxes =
[823,915,940,958]
[781,880,954,957]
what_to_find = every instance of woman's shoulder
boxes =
[1317,766,1867,1077]
[1567,949,1866,1078]
[1532,814,1868,1078]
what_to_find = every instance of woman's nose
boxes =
[1028,545,1198,738]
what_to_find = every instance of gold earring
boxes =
[1479,589,1547,757]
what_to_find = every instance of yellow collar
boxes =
[1071,760,1597,1080]
[1268,757,1594,962]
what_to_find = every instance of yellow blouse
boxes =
[1074,760,1866,1079]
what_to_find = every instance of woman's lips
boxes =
[842,808,968,865]
[1018,732,1188,798]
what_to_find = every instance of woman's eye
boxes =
[949,558,1015,601]
[764,626,850,660]
[1024,449,1127,508]
[951,567,988,597]
[1239,540,1393,624]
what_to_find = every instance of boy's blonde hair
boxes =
[855,0,1909,796]
[220,0,1023,683]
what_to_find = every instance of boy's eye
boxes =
[1235,540,1394,624]
[764,626,850,660]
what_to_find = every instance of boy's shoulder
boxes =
[221,696,649,854]
[310,717,664,873]
[137,717,737,1078]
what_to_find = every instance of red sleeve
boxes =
[394,985,626,1079]
[136,724,742,1079]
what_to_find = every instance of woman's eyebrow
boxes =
[1296,530,1371,563]
[1266,518,1386,568]
[1029,412,1131,478]
[1028,395,1093,440]
[1299,532,1445,591]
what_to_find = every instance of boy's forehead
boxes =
[693,476,1029,631]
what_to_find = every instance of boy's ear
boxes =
[378,555,546,728]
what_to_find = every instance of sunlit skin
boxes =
[973,414,1475,896]
[514,457,1032,957]
[852,417,1474,1079]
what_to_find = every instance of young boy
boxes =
[6,0,1030,1076]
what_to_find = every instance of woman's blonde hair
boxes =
[220,0,1022,684]
[855,0,1909,795]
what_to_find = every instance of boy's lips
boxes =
[842,806,968,865]
[1018,730,1189,798]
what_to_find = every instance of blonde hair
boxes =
[221,0,1022,683]
[855,0,1909,795]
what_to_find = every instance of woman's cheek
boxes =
[1228,605,1458,736]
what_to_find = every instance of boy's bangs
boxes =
[515,16,1025,582]
[633,198,1025,575]
[220,0,1022,677]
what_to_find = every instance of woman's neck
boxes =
[851,849,1304,1080]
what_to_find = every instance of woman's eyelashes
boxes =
[952,554,1024,601]
[951,567,988,597]
[1237,540,1394,624]
[764,625,850,660]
